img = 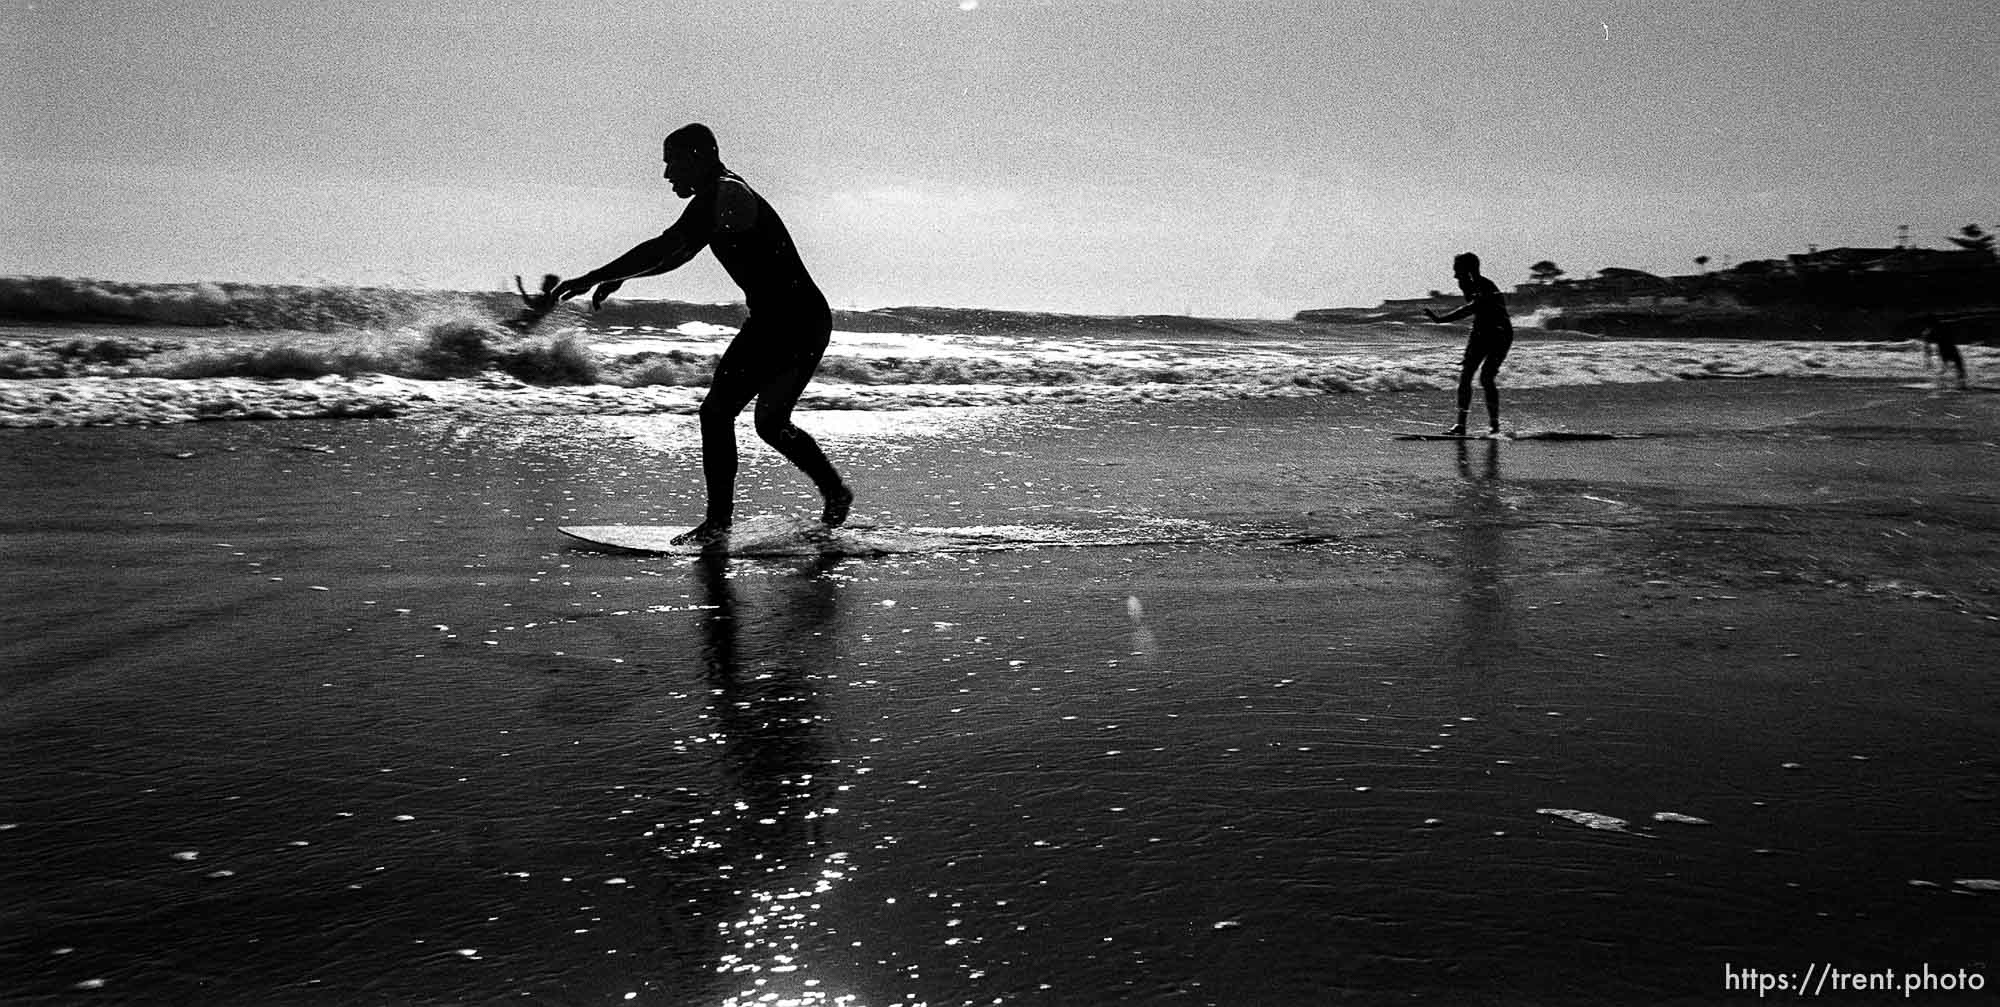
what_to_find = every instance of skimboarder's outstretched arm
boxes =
[552,223,707,309]
[1424,287,1501,324]
[549,179,755,309]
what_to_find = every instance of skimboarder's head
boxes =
[1452,252,1480,279]
[663,123,722,198]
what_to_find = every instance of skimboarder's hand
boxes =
[589,279,624,309]
[550,275,624,310]
[550,275,597,302]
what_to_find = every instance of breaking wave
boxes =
[0,276,1974,427]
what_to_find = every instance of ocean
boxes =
[0,316,1969,431]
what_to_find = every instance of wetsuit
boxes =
[1454,275,1513,376]
[682,172,842,526]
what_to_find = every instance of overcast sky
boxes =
[5,0,1995,316]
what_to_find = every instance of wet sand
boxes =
[3,378,1997,1004]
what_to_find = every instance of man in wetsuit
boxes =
[545,123,853,547]
[1424,252,1514,436]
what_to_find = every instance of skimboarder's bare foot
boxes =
[670,521,730,549]
[821,485,854,528]
[1443,424,1467,437]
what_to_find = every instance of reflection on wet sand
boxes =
[1449,438,1513,685]
[645,554,859,1005]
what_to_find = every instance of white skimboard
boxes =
[560,516,867,556]
[559,514,1281,556]
[1392,430,1642,442]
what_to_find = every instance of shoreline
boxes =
[0,370,1958,430]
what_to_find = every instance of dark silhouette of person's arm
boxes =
[552,206,720,307]
[553,230,703,307]
[1427,289,1499,324]
[550,180,757,309]
[1425,301,1476,323]
[1425,278,1506,324]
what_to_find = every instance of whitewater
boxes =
[0,312,1972,429]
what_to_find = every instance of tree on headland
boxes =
[1528,260,1565,285]
[1694,255,1710,272]
[1947,224,1995,256]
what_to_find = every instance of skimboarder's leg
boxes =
[1939,339,1968,389]
[675,347,763,546]
[1448,343,1483,436]
[1479,332,1513,434]
[748,319,853,526]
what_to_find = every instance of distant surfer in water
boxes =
[1424,252,1514,437]
[530,123,853,547]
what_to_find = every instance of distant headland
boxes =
[1299,230,2000,343]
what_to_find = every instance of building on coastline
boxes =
[1296,242,1999,342]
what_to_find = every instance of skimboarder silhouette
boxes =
[524,124,853,547]
[1918,314,1971,390]
[1424,252,1514,437]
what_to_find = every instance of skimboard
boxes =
[1392,430,1641,442]
[1899,382,1997,393]
[1510,431,1643,441]
[560,518,874,556]
[559,514,1281,556]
